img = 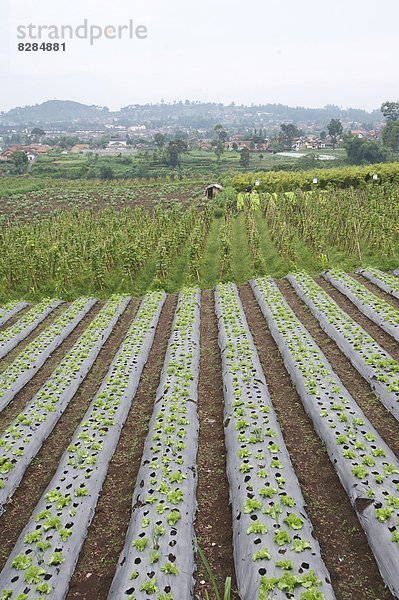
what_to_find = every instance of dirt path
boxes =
[194,290,238,599]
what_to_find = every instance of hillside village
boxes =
[0,100,392,178]
[0,99,384,158]
[0,124,383,162]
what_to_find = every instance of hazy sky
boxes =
[1,0,398,112]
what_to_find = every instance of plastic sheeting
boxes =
[0,298,97,413]
[358,268,399,301]
[0,301,28,328]
[252,277,399,599]
[109,289,200,600]
[323,270,399,342]
[0,296,131,514]
[0,291,165,600]
[215,283,335,600]
[287,273,399,423]
[0,299,62,359]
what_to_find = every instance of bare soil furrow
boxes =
[194,290,238,600]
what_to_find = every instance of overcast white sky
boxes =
[1,0,398,112]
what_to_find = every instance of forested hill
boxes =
[0,99,382,128]
[1,100,109,126]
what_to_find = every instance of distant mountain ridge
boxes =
[1,100,109,124]
[0,99,382,129]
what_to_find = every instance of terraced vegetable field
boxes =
[1,269,399,600]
